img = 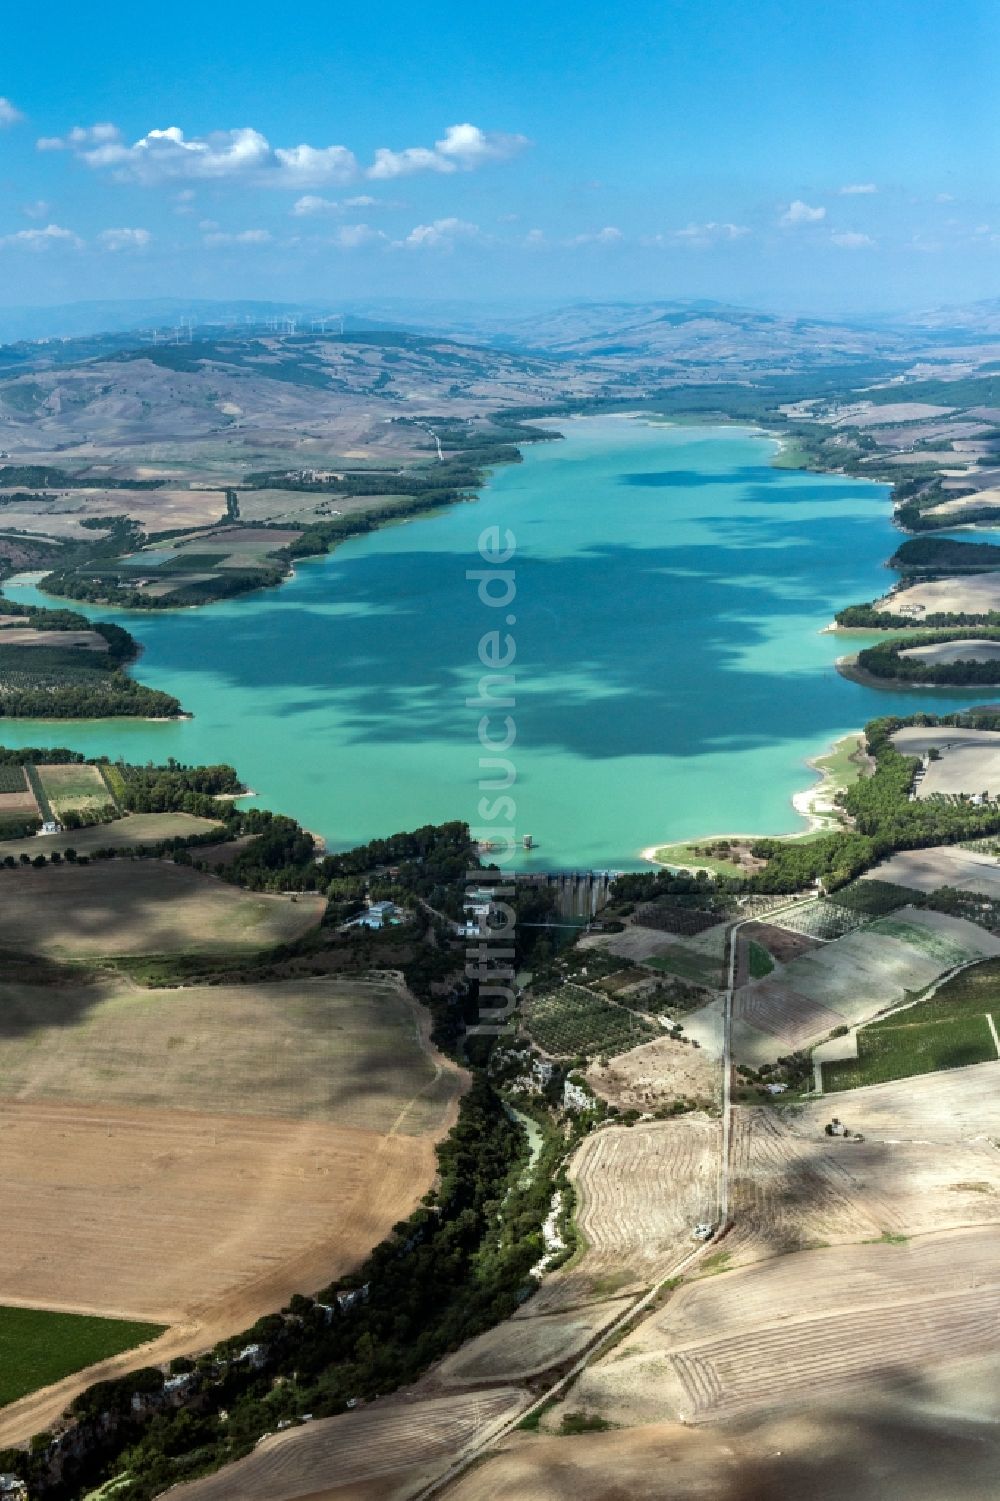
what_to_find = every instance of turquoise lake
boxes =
[3,416,990,869]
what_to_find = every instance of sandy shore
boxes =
[641,732,865,867]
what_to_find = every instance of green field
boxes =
[524,983,658,1058]
[747,940,775,979]
[825,1013,997,1090]
[650,841,746,878]
[645,944,723,987]
[827,878,923,917]
[823,960,1000,1090]
[0,1305,164,1408]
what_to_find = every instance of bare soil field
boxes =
[527,1119,720,1314]
[900,638,1000,665]
[0,859,325,956]
[795,1058,1000,1141]
[446,1422,734,1501]
[726,1106,1000,1263]
[733,980,844,1054]
[573,1227,1000,1431]
[586,1034,720,1113]
[0,782,39,823]
[0,975,462,1133]
[878,571,1000,617]
[892,725,1000,796]
[741,920,823,963]
[864,843,1000,896]
[0,487,226,538]
[435,1298,633,1386]
[0,627,109,650]
[0,1097,436,1332]
[0,811,222,860]
[450,1377,1000,1501]
[169,1388,527,1501]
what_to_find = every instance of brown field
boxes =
[793,1058,1000,1141]
[435,1298,633,1386]
[0,975,461,1132]
[878,571,1000,617]
[169,1389,527,1501]
[726,1106,1000,1264]
[0,778,38,823]
[573,1227,1000,1431]
[448,1377,1000,1501]
[892,725,1000,796]
[0,859,325,956]
[864,843,1000,896]
[0,487,226,538]
[741,920,823,963]
[733,980,845,1051]
[0,811,222,860]
[0,970,465,1446]
[586,1034,720,1113]
[0,627,109,650]
[900,638,1000,666]
[527,1119,720,1314]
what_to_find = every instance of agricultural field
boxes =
[169,1388,527,1501]
[0,1306,164,1410]
[798,1057,1000,1142]
[738,920,822,964]
[633,900,724,937]
[0,765,39,830]
[0,859,325,957]
[645,943,724,988]
[0,810,222,860]
[900,638,1000,666]
[863,844,1000,897]
[436,1298,633,1385]
[824,1013,998,1091]
[823,956,1000,1090]
[523,983,658,1057]
[35,761,114,819]
[0,626,109,651]
[586,1035,720,1116]
[828,878,924,916]
[0,975,461,1132]
[766,898,870,940]
[571,1227,1000,1430]
[891,725,1000,797]
[733,906,1000,1060]
[877,570,1000,617]
[527,1118,720,1314]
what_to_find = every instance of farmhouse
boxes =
[347,900,401,931]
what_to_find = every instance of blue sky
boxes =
[1,0,999,314]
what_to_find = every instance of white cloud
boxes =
[403,217,480,248]
[344,194,379,208]
[332,223,387,249]
[935,192,956,203]
[0,97,23,127]
[839,183,877,195]
[780,199,826,225]
[830,230,875,248]
[21,199,51,220]
[99,227,152,251]
[523,228,547,247]
[569,225,623,245]
[655,221,750,246]
[292,195,339,217]
[202,228,272,247]
[174,189,196,215]
[36,118,526,189]
[0,223,83,250]
[369,122,528,179]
